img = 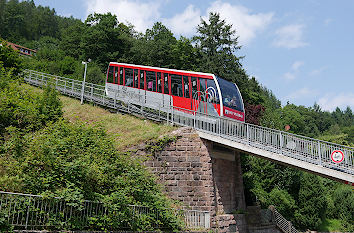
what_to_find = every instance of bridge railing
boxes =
[23,70,354,179]
[0,191,210,230]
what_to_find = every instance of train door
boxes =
[163,73,172,110]
[191,76,198,112]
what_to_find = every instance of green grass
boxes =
[318,218,344,232]
[25,84,175,150]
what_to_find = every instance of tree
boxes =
[81,13,125,69]
[295,173,327,230]
[60,21,85,59]
[194,12,245,83]
[145,22,178,68]
[0,38,22,74]
[173,36,199,70]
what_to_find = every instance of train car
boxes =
[105,62,245,122]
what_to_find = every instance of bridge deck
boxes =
[23,70,354,184]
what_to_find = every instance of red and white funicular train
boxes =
[105,63,245,122]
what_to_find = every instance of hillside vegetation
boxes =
[0,0,353,231]
[27,84,174,150]
[0,43,182,231]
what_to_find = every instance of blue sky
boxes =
[33,0,354,111]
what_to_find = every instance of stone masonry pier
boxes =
[141,127,248,232]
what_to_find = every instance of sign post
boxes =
[331,150,344,163]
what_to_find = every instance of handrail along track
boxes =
[23,70,354,184]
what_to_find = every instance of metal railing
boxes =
[23,70,354,180]
[184,209,210,229]
[269,206,299,233]
[0,191,210,230]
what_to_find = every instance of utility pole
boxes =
[80,59,91,104]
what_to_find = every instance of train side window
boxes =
[107,66,114,83]
[146,71,156,92]
[207,79,219,104]
[171,74,183,97]
[164,73,169,94]
[191,76,198,99]
[199,78,206,101]
[119,68,123,85]
[140,70,145,89]
[157,72,162,93]
[183,76,190,98]
[125,68,133,87]
[134,69,139,88]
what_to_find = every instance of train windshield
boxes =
[216,76,244,112]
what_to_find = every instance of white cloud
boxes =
[164,5,201,36]
[318,93,354,111]
[283,72,295,80]
[84,1,274,45]
[273,24,308,49]
[324,18,333,26]
[85,0,161,32]
[283,60,304,80]
[292,61,304,71]
[285,87,318,100]
[309,66,327,76]
[206,2,274,45]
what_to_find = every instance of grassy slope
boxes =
[24,84,175,150]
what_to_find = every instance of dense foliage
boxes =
[0,38,182,231]
[0,0,353,231]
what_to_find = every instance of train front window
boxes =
[107,66,114,83]
[216,76,243,112]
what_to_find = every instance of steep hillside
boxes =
[25,84,175,150]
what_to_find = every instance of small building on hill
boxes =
[1,41,37,57]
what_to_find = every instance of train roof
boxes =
[109,62,215,78]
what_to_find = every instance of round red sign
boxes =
[331,150,344,163]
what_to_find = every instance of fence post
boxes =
[218,118,221,136]
[171,107,174,125]
[318,141,322,166]
[205,212,210,228]
[25,197,31,230]
[246,124,250,145]
[279,131,283,154]
[114,89,117,109]
[158,105,161,120]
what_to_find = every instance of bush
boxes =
[0,38,22,75]
[331,185,354,230]
[0,120,183,231]
[0,76,62,135]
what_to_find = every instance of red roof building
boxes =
[3,41,37,57]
